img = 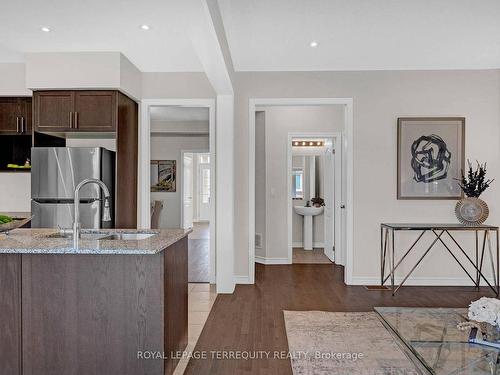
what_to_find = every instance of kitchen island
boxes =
[0,228,190,375]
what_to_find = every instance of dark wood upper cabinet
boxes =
[34,90,119,132]
[73,91,116,131]
[34,91,74,131]
[21,97,32,134]
[0,97,32,134]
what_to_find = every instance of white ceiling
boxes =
[0,0,204,72]
[2,0,500,73]
[150,106,209,122]
[218,0,500,71]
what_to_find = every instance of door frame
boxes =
[180,149,209,228]
[287,132,343,263]
[197,161,211,222]
[139,99,216,284]
[248,98,354,285]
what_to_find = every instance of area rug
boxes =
[283,311,419,375]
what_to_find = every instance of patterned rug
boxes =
[283,311,419,375]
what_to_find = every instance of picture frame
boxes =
[397,117,465,200]
[151,160,176,192]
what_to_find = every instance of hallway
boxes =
[188,222,210,283]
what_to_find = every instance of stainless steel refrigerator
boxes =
[31,147,115,229]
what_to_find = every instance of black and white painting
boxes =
[397,118,465,199]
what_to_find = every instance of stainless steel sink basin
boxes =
[45,232,113,241]
[99,233,157,241]
[45,231,157,241]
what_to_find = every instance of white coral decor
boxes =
[468,297,500,327]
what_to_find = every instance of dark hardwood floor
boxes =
[184,263,493,375]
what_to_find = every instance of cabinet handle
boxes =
[16,117,20,133]
[69,112,73,129]
[21,117,24,133]
[74,112,78,129]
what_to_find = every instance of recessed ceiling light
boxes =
[309,41,318,48]
[41,27,51,32]
[140,24,150,30]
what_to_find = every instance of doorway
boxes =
[288,134,342,264]
[248,98,354,285]
[147,104,215,284]
[181,151,212,283]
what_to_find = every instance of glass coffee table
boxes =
[375,307,500,375]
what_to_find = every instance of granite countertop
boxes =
[1,212,32,219]
[0,228,191,255]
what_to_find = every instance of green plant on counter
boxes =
[0,214,13,224]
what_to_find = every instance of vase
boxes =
[455,197,489,226]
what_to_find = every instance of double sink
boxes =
[46,231,157,241]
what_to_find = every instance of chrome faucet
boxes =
[73,178,112,248]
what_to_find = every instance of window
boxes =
[292,168,304,199]
[199,154,210,164]
[201,168,210,203]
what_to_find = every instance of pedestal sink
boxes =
[294,206,324,250]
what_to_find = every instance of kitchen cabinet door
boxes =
[0,97,22,133]
[73,91,116,131]
[19,97,32,134]
[34,91,74,131]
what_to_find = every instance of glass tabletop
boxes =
[375,307,500,375]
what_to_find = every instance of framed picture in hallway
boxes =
[397,117,465,200]
[151,160,177,192]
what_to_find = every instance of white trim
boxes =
[292,242,325,248]
[255,256,290,265]
[248,98,354,285]
[214,95,235,293]
[234,275,252,284]
[351,276,491,287]
[139,98,216,285]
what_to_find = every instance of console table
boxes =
[380,223,499,295]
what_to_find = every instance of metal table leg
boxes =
[391,228,395,295]
[393,230,445,295]
[444,230,498,296]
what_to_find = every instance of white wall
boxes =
[234,69,500,284]
[0,173,31,212]
[291,155,306,244]
[142,72,215,99]
[25,52,120,89]
[258,106,344,260]
[119,53,142,100]
[254,111,266,257]
[25,52,142,99]
[151,120,209,134]
[0,63,31,96]
[150,135,209,228]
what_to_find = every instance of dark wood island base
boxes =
[0,236,188,375]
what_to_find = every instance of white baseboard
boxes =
[292,242,325,249]
[351,276,493,287]
[234,275,252,284]
[255,255,291,265]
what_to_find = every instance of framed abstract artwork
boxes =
[151,160,176,192]
[397,117,465,200]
